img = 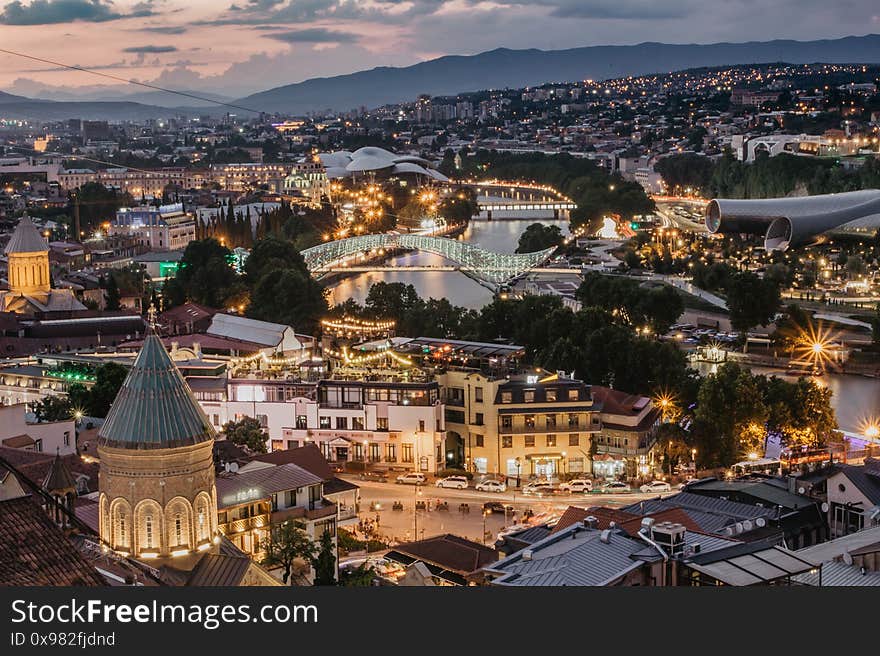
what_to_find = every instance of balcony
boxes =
[219,514,270,536]
[270,500,338,524]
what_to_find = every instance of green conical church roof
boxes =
[97,332,216,450]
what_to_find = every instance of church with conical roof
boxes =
[97,324,219,559]
[1,214,86,314]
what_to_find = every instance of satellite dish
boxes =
[756,518,766,528]
[821,502,829,513]
[843,551,853,566]
[798,487,806,494]
[734,522,743,534]
[742,520,753,532]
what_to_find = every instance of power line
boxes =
[0,47,262,115]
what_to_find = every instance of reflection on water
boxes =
[325,218,570,309]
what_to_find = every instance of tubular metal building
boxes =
[705,189,880,251]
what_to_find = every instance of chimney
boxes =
[583,515,598,529]
[522,550,533,561]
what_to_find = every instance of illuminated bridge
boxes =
[301,234,557,285]
[463,181,577,219]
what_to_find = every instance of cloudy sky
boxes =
[0,0,878,100]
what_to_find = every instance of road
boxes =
[347,477,662,545]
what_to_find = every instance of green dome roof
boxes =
[97,332,216,450]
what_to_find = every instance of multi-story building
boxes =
[112,203,196,251]
[194,370,445,474]
[438,371,661,482]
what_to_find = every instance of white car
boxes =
[475,480,507,493]
[559,479,593,493]
[598,481,632,494]
[640,481,672,494]
[522,481,556,496]
[435,475,469,489]
[677,478,700,490]
[396,472,427,485]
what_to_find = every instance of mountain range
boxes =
[1,34,880,121]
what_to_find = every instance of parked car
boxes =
[559,479,593,494]
[522,481,556,496]
[598,481,632,494]
[435,475,469,489]
[676,478,700,490]
[396,472,427,485]
[358,470,389,482]
[640,481,672,494]
[475,480,507,493]
[483,501,513,514]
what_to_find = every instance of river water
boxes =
[326,218,570,309]
[324,218,880,435]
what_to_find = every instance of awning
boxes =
[525,453,563,461]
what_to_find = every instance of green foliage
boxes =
[222,416,268,454]
[339,562,376,587]
[85,363,129,418]
[311,530,337,586]
[515,223,564,254]
[654,153,714,193]
[104,273,121,311]
[261,519,316,585]
[72,182,132,234]
[32,395,74,423]
[576,272,684,334]
[725,271,782,336]
[163,238,244,309]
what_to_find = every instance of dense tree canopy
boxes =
[515,223,564,254]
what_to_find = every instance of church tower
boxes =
[97,323,218,559]
[5,213,51,297]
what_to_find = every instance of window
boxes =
[296,415,308,429]
[174,513,183,546]
[256,414,268,428]
[568,389,579,401]
[474,457,488,474]
[197,508,206,540]
[474,386,484,402]
[377,417,388,431]
[287,440,300,449]
[474,412,484,426]
[212,414,220,427]
[145,514,153,548]
[501,391,512,404]
[63,431,70,447]
[502,436,513,448]
[524,435,535,447]
[418,420,425,433]
[319,416,330,429]
[569,434,580,446]
[524,390,535,403]
[570,457,584,473]
[354,443,363,460]
[501,416,513,430]
[119,513,126,546]
[352,417,365,430]
[369,443,380,462]
[336,416,347,430]
[546,389,557,402]
[568,414,580,428]
[524,414,536,428]
[402,444,414,463]
[546,434,556,447]
[474,434,484,448]
[386,444,397,462]
[545,415,557,429]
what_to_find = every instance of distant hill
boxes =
[238,34,880,114]
[0,98,198,121]
[0,91,30,104]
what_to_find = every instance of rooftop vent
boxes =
[584,515,598,529]
[522,550,533,561]
[600,529,611,544]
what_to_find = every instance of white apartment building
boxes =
[193,374,445,473]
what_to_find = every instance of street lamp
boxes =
[691,448,697,473]
[482,509,491,544]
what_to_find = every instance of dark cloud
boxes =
[139,24,186,34]
[263,27,359,44]
[123,44,178,53]
[0,0,157,25]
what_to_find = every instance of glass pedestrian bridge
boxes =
[301,233,557,285]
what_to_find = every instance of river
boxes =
[325,218,571,309]
[324,218,880,435]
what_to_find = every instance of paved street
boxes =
[347,477,660,545]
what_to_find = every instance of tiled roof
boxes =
[98,332,216,450]
[836,463,880,505]
[0,495,104,586]
[0,446,98,494]
[4,215,49,255]
[186,554,252,586]
[43,451,77,493]
[390,534,496,575]
[250,443,332,480]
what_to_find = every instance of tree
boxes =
[104,274,121,311]
[164,238,243,309]
[339,562,375,587]
[261,519,316,585]
[515,223,563,253]
[86,362,129,417]
[725,271,781,348]
[32,395,73,422]
[311,530,337,586]
[222,416,268,454]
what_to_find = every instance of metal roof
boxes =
[207,313,289,347]
[4,215,49,255]
[685,545,817,586]
[215,463,322,508]
[97,332,216,450]
[793,560,880,586]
